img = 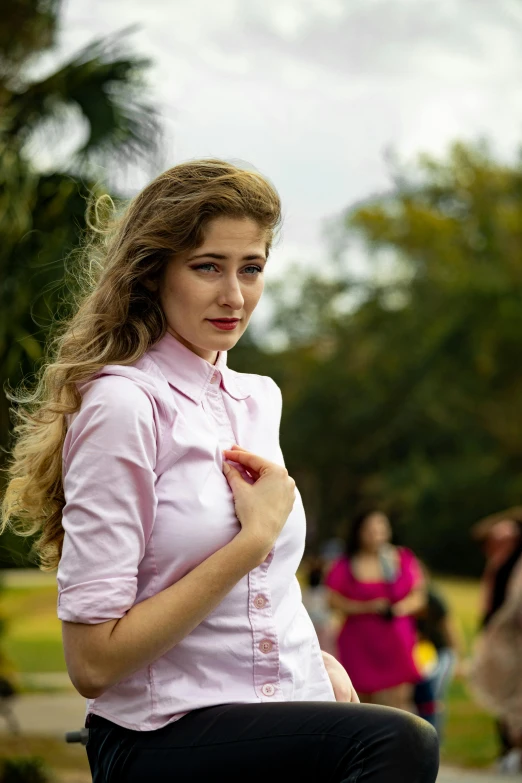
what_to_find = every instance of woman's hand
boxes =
[391,587,426,617]
[327,590,391,617]
[368,598,392,615]
[222,445,296,561]
[321,651,360,703]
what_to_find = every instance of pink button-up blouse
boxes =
[57,331,335,730]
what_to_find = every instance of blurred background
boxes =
[1,0,522,780]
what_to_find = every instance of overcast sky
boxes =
[35,0,522,291]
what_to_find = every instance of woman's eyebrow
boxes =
[187,252,266,261]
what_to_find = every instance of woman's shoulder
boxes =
[395,546,423,581]
[229,369,281,399]
[75,357,174,428]
[227,370,283,418]
[396,545,417,563]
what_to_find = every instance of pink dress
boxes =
[325,548,422,693]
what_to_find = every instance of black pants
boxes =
[86,701,439,783]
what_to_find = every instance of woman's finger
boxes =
[223,459,257,486]
[221,460,243,485]
[222,448,271,475]
[228,447,265,481]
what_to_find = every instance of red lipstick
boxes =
[207,318,240,331]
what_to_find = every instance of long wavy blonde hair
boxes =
[1,159,281,570]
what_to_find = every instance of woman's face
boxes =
[359,513,392,552]
[159,216,267,364]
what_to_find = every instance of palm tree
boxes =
[0,0,162,452]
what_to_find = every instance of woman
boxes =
[326,510,426,712]
[1,160,438,782]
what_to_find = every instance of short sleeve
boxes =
[324,558,350,595]
[400,547,424,589]
[57,375,157,624]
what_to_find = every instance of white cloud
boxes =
[27,0,522,277]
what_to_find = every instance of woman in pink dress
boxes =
[326,510,426,712]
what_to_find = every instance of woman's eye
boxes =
[192,264,263,275]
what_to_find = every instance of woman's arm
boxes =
[63,446,296,699]
[392,587,427,617]
[63,530,269,698]
[390,550,427,617]
[326,588,389,616]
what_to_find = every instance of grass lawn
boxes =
[0,585,67,674]
[0,572,502,768]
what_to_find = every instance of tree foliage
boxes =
[232,143,522,575]
[1,9,520,577]
[0,0,160,565]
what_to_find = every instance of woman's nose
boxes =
[217,277,244,309]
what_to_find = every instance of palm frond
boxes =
[0,0,61,84]
[8,26,161,168]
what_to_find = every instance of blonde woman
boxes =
[2,160,438,783]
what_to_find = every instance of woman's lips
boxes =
[207,319,240,331]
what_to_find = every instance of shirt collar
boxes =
[147,330,250,404]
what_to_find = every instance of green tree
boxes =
[231,143,522,575]
[0,0,161,565]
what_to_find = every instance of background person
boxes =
[414,565,463,739]
[470,512,522,773]
[325,509,426,712]
[1,161,438,783]
[300,554,337,656]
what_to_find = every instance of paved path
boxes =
[1,692,86,736]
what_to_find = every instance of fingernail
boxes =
[222,462,230,474]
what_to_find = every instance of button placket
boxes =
[204,386,237,447]
[248,561,280,701]
[204,381,279,698]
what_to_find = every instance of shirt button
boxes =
[259,639,273,654]
[261,683,275,697]
[210,372,218,384]
[254,595,267,609]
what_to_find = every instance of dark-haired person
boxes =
[326,510,426,713]
[2,161,438,782]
